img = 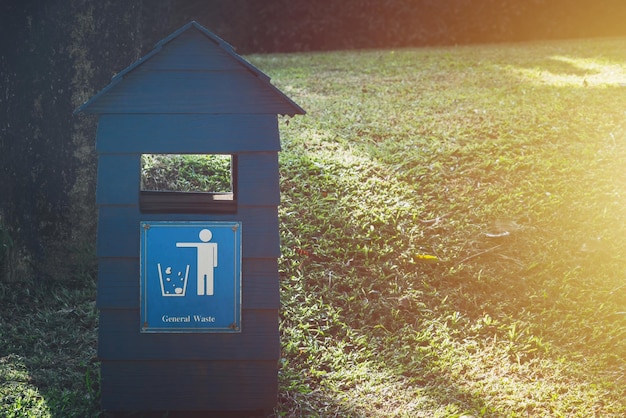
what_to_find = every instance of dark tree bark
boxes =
[2,0,625,281]
[0,0,179,281]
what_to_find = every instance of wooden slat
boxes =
[96,114,280,153]
[139,191,237,214]
[242,258,280,309]
[85,70,296,115]
[97,206,139,258]
[97,258,279,310]
[100,360,277,411]
[97,257,138,309]
[98,309,278,360]
[97,206,280,258]
[96,154,140,205]
[140,30,242,72]
[240,207,281,259]
[237,152,280,206]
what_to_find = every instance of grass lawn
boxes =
[0,279,100,417]
[2,37,626,417]
[252,37,626,417]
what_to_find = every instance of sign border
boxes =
[139,220,242,333]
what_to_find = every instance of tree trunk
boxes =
[2,0,624,281]
[0,0,177,281]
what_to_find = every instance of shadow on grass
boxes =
[0,278,100,417]
[262,38,626,415]
[102,411,273,418]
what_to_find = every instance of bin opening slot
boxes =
[140,154,237,213]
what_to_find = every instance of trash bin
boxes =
[75,21,304,413]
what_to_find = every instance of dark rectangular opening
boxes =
[139,154,238,213]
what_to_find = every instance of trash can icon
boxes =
[158,263,190,297]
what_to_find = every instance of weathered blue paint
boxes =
[139,221,242,333]
[98,258,279,310]
[100,361,279,411]
[238,152,281,206]
[76,22,304,116]
[95,154,140,205]
[98,309,279,360]
[76,20,304,412]
[97,206,281,258]
[96,114,281,153]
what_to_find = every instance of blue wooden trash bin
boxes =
[75,21,304,413]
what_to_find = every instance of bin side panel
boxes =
[85,71,292,115]
[96,114,280,154]
[238,152,280,206]
[96,154,140,205]
[243,258,280,309]
[98,309,278,360]
[97,206,139,259]
[97,206,280,258]
[141,30,242,72]
[100,360,277,411]
[97,257,138,309]
[97,258,278,310]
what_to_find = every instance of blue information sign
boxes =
[140,221,242,333]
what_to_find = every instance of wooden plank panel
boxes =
[100,360,277,411]
[97,257,139,309]
[140,30,241,72]
[238,207,280,259]
[98,206,280,258]
[98,309,278,360]
[97,206,139,258]
[96,154,140,205]
[237,152,280,206]
[139,191,237,214]
[98,258,279,310]
[86,70,296,115]
[242,258,280,309]
[96,114,280,153]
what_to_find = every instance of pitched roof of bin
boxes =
[75,21,305,116]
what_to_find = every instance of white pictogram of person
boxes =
[176,229,217,296]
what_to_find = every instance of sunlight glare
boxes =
[509,55,626,87]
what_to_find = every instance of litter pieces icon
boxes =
[158,263,190,297]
